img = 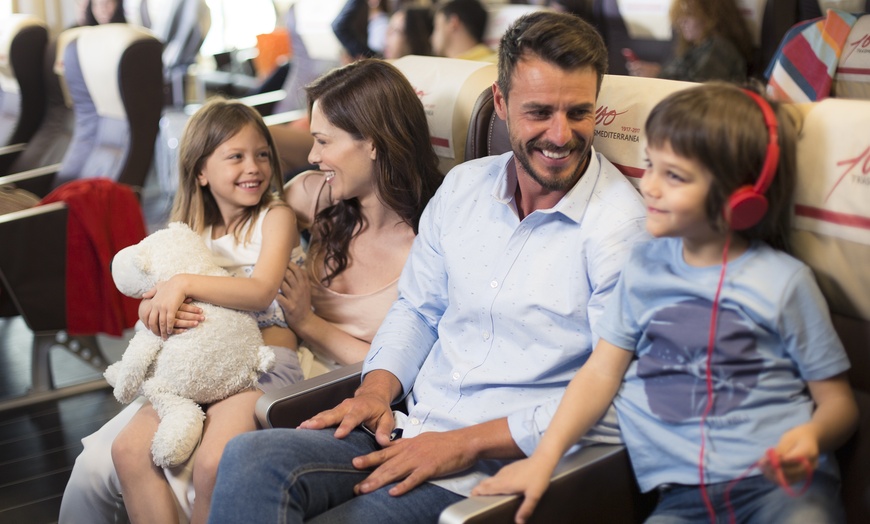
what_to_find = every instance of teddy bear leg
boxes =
[143,378,205,468]
[105,329,163,404]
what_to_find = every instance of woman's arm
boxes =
[473,340,633,524]
[276,263,371,365]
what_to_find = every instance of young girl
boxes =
[473,83,858,524]
[111,98,303,524]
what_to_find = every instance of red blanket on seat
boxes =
[40,178,146,336]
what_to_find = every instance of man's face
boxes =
[494,56,597,192]
[430,12,449,57]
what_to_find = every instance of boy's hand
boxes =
[472,458,553,524]
[762,424,819,486]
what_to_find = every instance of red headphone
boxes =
[724,90,780,231]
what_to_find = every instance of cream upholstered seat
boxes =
[0,14,48,174]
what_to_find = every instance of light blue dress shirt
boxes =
[364,150,649,495]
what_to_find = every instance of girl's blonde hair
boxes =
[170,98,285,244]
[645,83,798,252]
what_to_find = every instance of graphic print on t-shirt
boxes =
[638,298,763,423]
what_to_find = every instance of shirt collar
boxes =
[491,148,602,224]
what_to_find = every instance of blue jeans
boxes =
[646,472,845,524]
[208,428,465,523]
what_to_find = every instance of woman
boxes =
[625,0,753,83]
[58,59,442,524]
[383,6,434,59]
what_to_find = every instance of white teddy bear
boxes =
[105,221,275,468]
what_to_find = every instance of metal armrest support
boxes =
[257,361,364,429]
[0,143,27,156]
[440,444,655,524]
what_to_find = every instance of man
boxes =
[430,0,497,62]
[208,12,648,523]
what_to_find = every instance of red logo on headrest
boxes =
[849,33,870,50]
[595,106,628,126]
[826,145,870,202]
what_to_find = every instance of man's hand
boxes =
[352,429,479,497]
[298,369,402,440]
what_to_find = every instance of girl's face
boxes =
[384,11,409,60]
[307,101,377,202]
[640,142,718,244]
[197,123,273,221]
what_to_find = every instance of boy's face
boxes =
[640,142,718,244]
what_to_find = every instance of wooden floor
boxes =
[0,170,171,523]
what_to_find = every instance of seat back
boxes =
[55,24,164,190]
[0,14,48,170]
[392,55,497,175]
[465,73,697,189]
[789,97,870,524]
[482,4,546,50]
[6,33,78,175]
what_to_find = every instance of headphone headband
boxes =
[725,90,781,230]
[742,90,780,196]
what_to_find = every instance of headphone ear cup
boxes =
[726,185,769,231]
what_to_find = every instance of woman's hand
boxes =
[276,263,314,329]
[625,59,661,78]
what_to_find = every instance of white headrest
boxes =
[54,26,90,108]
[0,14,46,93]
[594,74,698,188]
[76,23,157,120]
[615,0,672,41]
[834,14,870,99]
[483,4,546,50]
[794,97,870,246]
[392,55,497,174]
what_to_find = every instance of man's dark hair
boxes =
[437,0,489,44]
[497,11,607,100]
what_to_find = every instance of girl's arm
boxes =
[147,206,298,338]
[473,340,633,524]
[764,372,858,485]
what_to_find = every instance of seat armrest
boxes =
[439,444,655,524]
[0,143,27,157]
[0,162,62,196]
[256,361,363,429]
[263,108,307,127]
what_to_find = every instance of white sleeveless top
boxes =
[202,208,288,328]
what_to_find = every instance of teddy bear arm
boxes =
[107,329,164,404]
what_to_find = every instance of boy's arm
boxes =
[767,372,858,484]
[473,340,633,523]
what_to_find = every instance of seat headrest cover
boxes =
[793,97,870,246]
[593,74,697,188]
[392,55,496,173]
[76,24,158,120]
[0,14,47,92]
[834,14,870,100]
[615,0,672,41]
[483,5,545,49]
[54,27,90,108]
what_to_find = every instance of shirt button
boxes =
[410,417,420,425]
[490,280,498,288]
[483,331,490,340]
[452,372,460,380]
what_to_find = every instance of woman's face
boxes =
[677,14,705,44]
[384,11,410,60]
[307,101,378,203]
[91,0,118,24]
